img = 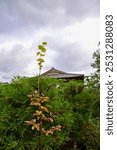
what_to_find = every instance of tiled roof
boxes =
[46,73,84,79]
[42,67,66,76]
[41,67,84,79]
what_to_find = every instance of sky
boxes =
[0,0,100,82]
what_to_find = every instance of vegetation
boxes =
[0,43,100,150]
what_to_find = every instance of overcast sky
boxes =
[0,0,100,82]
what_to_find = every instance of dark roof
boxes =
[46,73,84,79]
[42,67,66,76]
[41,67,84,79]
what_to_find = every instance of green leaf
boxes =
[37,58,44,62]
[38,45,43,50]
[37,52,40,56]
[40,54,45,57]
[42,42,47,45]
[39,65,43,69]
[38,45,46,52]
[38,62,42,66]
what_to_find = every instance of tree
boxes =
[86,43,100,91]
[91,43,100,88]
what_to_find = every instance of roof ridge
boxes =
[41,67,66,76]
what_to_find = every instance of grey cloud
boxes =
[52,42,93,73]
[0,44,35,81]
[38,31,96,75]
[0,0,99,34]
[0,0,99,81]
[65,0,100,19]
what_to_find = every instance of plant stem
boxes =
[38,67,41,94]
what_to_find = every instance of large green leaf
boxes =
[37,52,40,56]
[38,45,46,52]
[37,58,44,62]
[40,54,45,57]
[42,42,47,45]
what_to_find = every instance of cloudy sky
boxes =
[0,0,99,82]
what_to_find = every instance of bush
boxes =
[57,80,100,150]
[0,77,99,150]
[0,77,74,150]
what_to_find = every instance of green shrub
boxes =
[0,77,99,150]
[0,77,74,150]
[59,80,100,150]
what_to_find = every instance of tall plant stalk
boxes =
[37,42,47,94]
[25,41,62,150]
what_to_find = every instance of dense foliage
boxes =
[0,46,100,149]
[0,76,99,150]
[0,77,73,149]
